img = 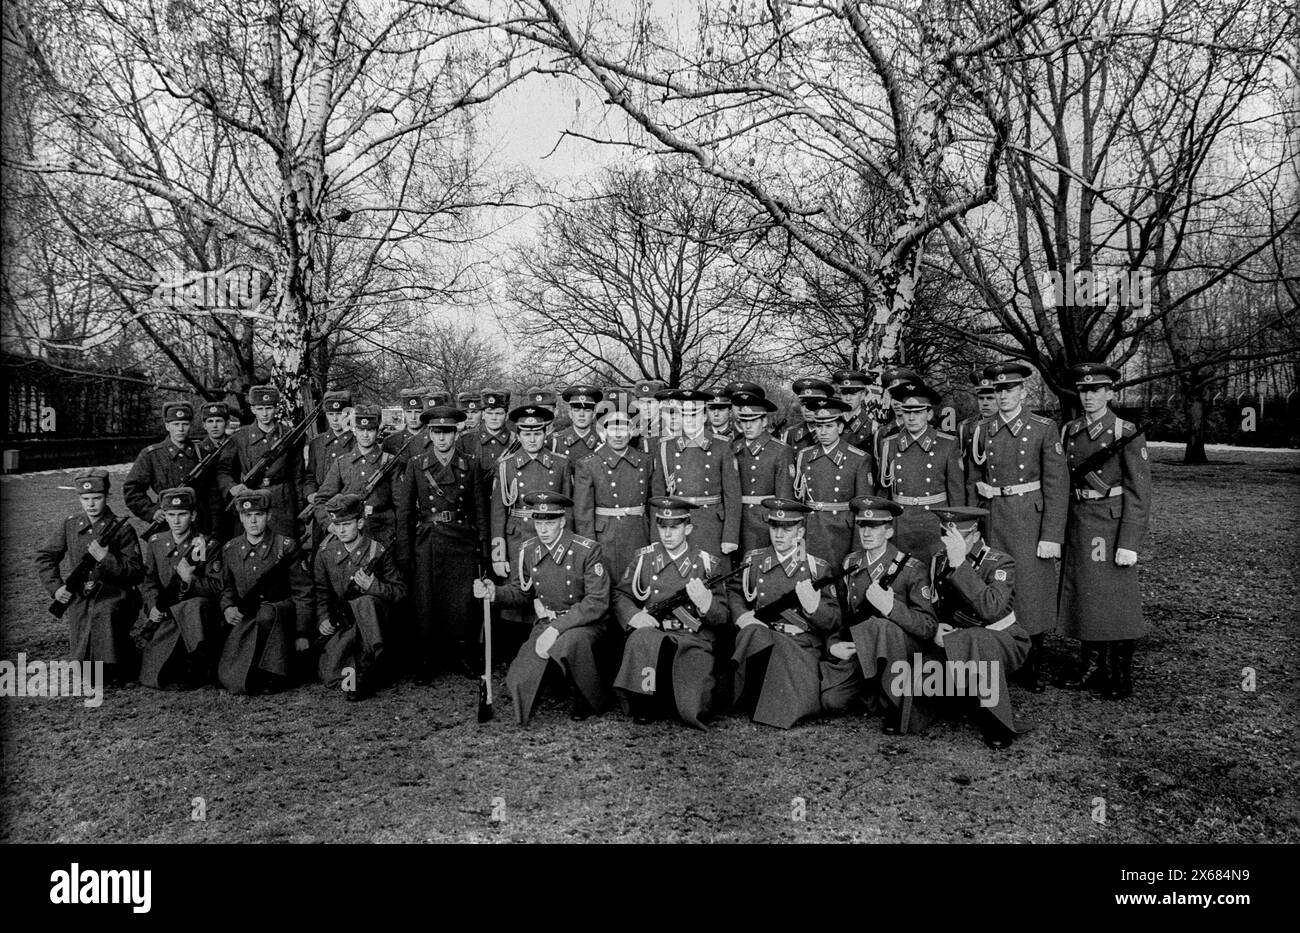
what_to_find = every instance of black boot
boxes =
[1103,641,1133,700]
[1061,642,1106,690]
[1016,635,1045,693]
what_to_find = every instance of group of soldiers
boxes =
[34,361,1152,749]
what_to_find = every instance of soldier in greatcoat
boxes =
[314,406,401,551]
[793,396,875,568]
[124,401,217,535]
[383,388,432,463]
[216,385,306,541]
[572,407,653,582]
[651,389,741,560]
[780,378,833,451]
[550,385,603,463]
[831,369,876,451]
[301,389,355,547]
[731,392,796,557]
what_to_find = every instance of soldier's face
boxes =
[995,384,1025,412]
[240,510,269,537]
[661,403,682,436]
[404,409,422,430]
[326,410,346,432]
[251,405,275,426]
[857,522,893,551]
[430,427,456,453]
[331,517,362,545]
[166,420,189,445]
[464,410,482,429]
[165,508,194,536]
[519,426,546,454]
[738,415,766,441]
[637,399,659,433]
[483,408,506,430]
[79,493,106,519]
[976,394,998,417]
[203,416,227,440]
[680,403,705,436]
[839,386,865,413]
[656,520,689,550]
[812,419,843,447]
[570,406,595,430]
[533,516,564,547]
[900,406,931,434]
[1079,385,1113,415]
[768,522,804,552]
[354,426,378,448]
[707,407,731,430]
[604,420,631,451]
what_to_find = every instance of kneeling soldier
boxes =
[820,496,935,732]
[217,490,312,694]
[473,492,611,724]
[138,486,224,689]
[313,493,406,700]
[930,506,1028,749]
[35,468,143,684]
[730,498,841,729]
[612,497,730,728]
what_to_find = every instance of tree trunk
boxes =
[1181,378,1209,465]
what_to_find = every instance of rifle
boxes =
[644,563,746,633]
[139,435,235,540]
[752,556,867,630]
[49,515,132,618]
[229,399,325,507]
[477,557,494,723]
[297,432,417,523]
[316,541,381,649]
[233,541,303,619]
[1069,420,1151,489]
[139,536,210,642]
[843,550,913,626]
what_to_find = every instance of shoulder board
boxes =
[699,550,714,573]
[1117,418,1134,434]
[844,444,867,457]
[570,535,596,549]
[808,553,827,572]
[985,547,1012,565]
[638,543,657,555]
[903,555,921,570]
[935,431,956,440]
[148,533,166,544]
[551,450,570,461]
[1028,412,1053,425]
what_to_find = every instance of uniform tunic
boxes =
[124,438,217,534]
[382,427,431,464]
[314,446,401,550]
[495,531,612,724]
[491,450,574,565]
[216,422,305,540]
[820,543,935,718]
[303,430,355,501]
[781,421,816,451]
[877,426,964,559]
[729,545,841,729]
[794,442,875,567]
[652,433,742,557]
[312,534,406,688]
[932,541,1029,733]
[550,425,601,464]
[842,410,874,452]
[572,443,653,581]
[1059,409,1152,641]
[612,543,729,728]
[966,411,1068,636]
[217,533,312,694]
[35,509,143,667]
[396,447,489,666]
[732,434,796,555]
[138,530,224,688]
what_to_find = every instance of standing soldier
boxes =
[522,386,562,433]
[929,506,1028,748]
[966,361,1068,692]
[216,385,306,541]
[870,366,922,465]
[957,371,999,462]
[781,378,834,450]
[731,392,795,557]
[572,406,653,582]
[302,390,355,547]
[612,497,730,728]
[631,378,668,453]
[705,387,735,441]
[490,405,574,590]
[313,493,407,700]
[199,401,230,444]
[652,389,741,559]
[217,489,313,695]
[793,396,875,567]
[197,401,234,539]
[138,486,224,690]
[471,389,517,470]
[730,498,841,729]
[473,492,612,724]
[550,385,603,463]
[1058,363,1152,700]
[397,405,488,681]
[124,401,217,535]
[36,469,143,685]
[314,406,401,550]
[384,388,431,463]
[876,381,964,559]
[820,497,935,732]
[456,392,483,434]
[832,370,876,451]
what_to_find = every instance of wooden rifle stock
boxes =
[49,515,131,618]
[234,543,302,619]
[140,435,234,540]
[1068,420,1150,488]
[752,557,865,628]
[230,400,324,510]
[645,563,746,632]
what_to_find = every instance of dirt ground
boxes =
[1,449,1296,843]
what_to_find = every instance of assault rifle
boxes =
[139,435,234,540]
[315,543,381,649]
[1069,420,1151,489]
[234,542,303,620]
[843,550,913,626]
[752,557,866,630]
[477,557,494,723]
[49,515,132,618]
[228,399,324,507]
[138,537,210,642]
[645,563,746,633]
[297,432,417,523]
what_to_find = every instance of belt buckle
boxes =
[1001,485,1014,496]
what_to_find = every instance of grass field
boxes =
[2,448,1297,843]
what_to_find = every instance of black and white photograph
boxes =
[0,0,1295,871]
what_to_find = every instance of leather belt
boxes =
[424,510,461,524]
[807,500,850,512]
[741,495,767,506]
[894,493,947,507]
[1073,486,1123,501]
[977,480,1041,498]
[679,495,722,506]
[953,611,1017,631]
[596,506,645,517]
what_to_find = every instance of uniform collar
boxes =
[808,442,846,466]
[533,531,573,567]
[896,426,934,453]
[350,445,383,463]
[677,432,712,451]
[1074,407,1115,440]
[515,449,556,469]
[236,534,275,560]
[75,509,117,535]
[598,443,638,468]
[992,412,1024,437]
[332,535,372,565]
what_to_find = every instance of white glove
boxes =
[318,617,337,637]
[736,611,760,629]
[1037,540,1061,559]
[534,624,559,659]
[934,623,955,648]
[864,581,895,616]
[685,578,712,614]
[629,611,657,630]
[795,578,820,614]
[829,641,856,660]
[1114,548,1138,567]
[473,579,496,601]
